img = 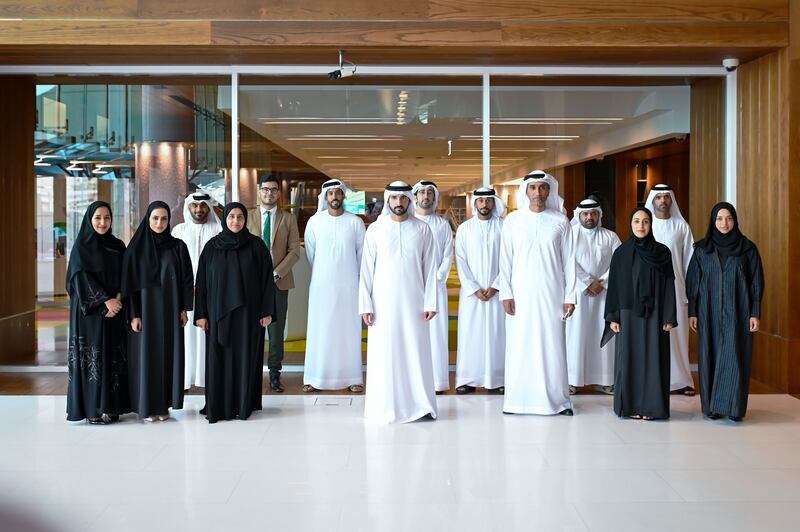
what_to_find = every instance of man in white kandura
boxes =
[412,180,453,393]
[359,181,438,423]
[454,187,506,394]
[565,198,621,395]
[647,183,695,396]
[303,179,366,393]
[499,170,576,416]
[171,192,222,390]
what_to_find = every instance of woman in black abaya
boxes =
[66,201,130,424]
[122,201,193,422]
[194,203,276,423]
[604,208,677,420]
[687,202,764,422]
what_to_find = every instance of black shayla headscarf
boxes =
[213,202,252,250]
[121,200,179,297]
[210,202,255,345]
[695,202,753,264]
[618,208,675,318]
[66,201,126,296]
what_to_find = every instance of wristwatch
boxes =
[273,272,281,281]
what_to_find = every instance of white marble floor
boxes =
[2,394,800,532]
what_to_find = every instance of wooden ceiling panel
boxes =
[2,0,787,23]
[137,0,429,20]
[502,21,788,48]
[428,0,788,22]
[0,21,211,46]
[0,0,137,18]
[209,21,503,47]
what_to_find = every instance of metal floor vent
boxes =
[314,397,353,407]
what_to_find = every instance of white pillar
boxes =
[231,72,240,203]
[482,73,491,188]
[724,70,737,205]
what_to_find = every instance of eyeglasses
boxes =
[259,187,279,194]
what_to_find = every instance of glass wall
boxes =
[488,82,691,234]
[237,77,483,218]
[34,79,231,363]
[237,76,482,360]
[25,71,697,367]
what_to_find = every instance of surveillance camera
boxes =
[328,65,356,80]
[723,58,739,72]
[328,50,357,80]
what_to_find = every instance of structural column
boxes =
[0,76,36,364]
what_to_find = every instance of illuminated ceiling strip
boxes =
[488,121,615,125]
[301,134,404,138]
[461,135,579,139]
[304,148,402,152]
[287,138,401,141]
[262,121,401,125]
[481,117,624,121]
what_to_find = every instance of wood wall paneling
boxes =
[736,49,795,392]
[0,20,211,46]
[427,0,788,22]
[689,77,725,240]
[0,0,137,18]
[500,22,787,48]
[209,21,503,47]
[559,162,585,216]
[787,0,800,394]
[0,0,788,22]
[0,0,789,68]
[614,152,638,239]
[0,76,36,364]
[137,0,430,20]
[0,20,772,50]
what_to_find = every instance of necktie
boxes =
[262,211,271,248]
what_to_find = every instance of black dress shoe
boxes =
[559,408,574,416]
[707,412,721,420]
[270,375,284,393]
[729,416,743,422]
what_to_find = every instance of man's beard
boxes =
[329,199,342,209]
[392,205,408,215]
[190,211,209,222]
[478,207,491,216]
[581,220,596,229]
[418,199,433,209]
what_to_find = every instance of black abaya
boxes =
[687,202,764,418]
[604,208,677,419]
[66,201,130,421]
[194,203,276,423]
[123,202,194,418]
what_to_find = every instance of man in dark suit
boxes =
[247,174,301,392]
